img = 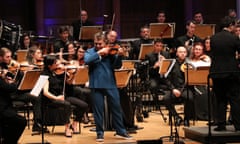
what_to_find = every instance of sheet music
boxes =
[30,75,49,97]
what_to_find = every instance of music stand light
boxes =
[149,23,175,39]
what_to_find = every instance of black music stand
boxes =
[149,23,175,39]
[138,44,154,60]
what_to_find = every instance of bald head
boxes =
[107,30,118,44]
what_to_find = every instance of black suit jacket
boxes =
[145,51,170,79]
[210,30,240,78]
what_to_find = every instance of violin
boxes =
[107,44,120,55]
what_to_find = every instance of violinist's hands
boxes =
[172,89,181,97]
[117,47,124,56]
[98,47,110,56]
[56,95,65,101]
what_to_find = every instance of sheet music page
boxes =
[30,75,49,97]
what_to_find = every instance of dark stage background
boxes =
[0,0,236,39]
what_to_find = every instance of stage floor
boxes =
[18,108,208,144]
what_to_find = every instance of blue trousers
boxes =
[91,88,126,136]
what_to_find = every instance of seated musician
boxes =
[42,55,88,137]
[53,26,73,53]
[164,46,196,126]
[0,47,27,144]
[188,42,211,121]
[66,46,91,124]
[145,38,170,99]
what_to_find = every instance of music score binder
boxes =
[194,24,215,39]
[138,44,154,60]
[159,59,176,78]
[18,70,41,90]
[149,23,175,39]
[72,67,89,85]
[115,69,133,88]
[79,26,103,40]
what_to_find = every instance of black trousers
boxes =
[212,76,240,130]
[1,114,27,144]
[164,88,195,120]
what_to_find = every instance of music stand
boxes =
[79,26,103,40]
[122,60,141,70]
[184,66,212,86]
[72,67,89,85]
[16,50,28,63]
[159,59,176,78]
[18,70,41,90]
[149,23,175,39]
[115,69,133,88]
[138,44,154,60]
[194,24,216,39]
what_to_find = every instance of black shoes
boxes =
[175,116,183,126]
[32,122,49,133]
[96,134,104,142]
[114,133,133,140]
[214,125,226,131]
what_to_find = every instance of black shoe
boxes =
[184,119,190,127]
[207,121,218,126]
[175,117,183,126]
[214,126,226,131]
[96,134,104,142]
[114,133,132,140]
[32,123,49,133]
[136,116,144,122]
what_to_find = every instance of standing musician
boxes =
[163,46,196,127]
[84,32,132,142]
[210,16,240,131]
[0,66,27,144]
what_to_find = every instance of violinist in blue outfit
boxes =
[84,32,132,142]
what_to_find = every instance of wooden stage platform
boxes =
[184,125,240,144]
[17,108,240,144]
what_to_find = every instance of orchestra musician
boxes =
[163,46,196,127]
[0,66,27,144]
[84,32,132,142]
[145,38,170,103]
[175,20,202,55]
[42,55,89,136]
[130,25,153,60]
[210,16,240,131]
[189,42,211,121]
[53,26,73,53]
[18,33,33,50]
[71,10,94,41]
